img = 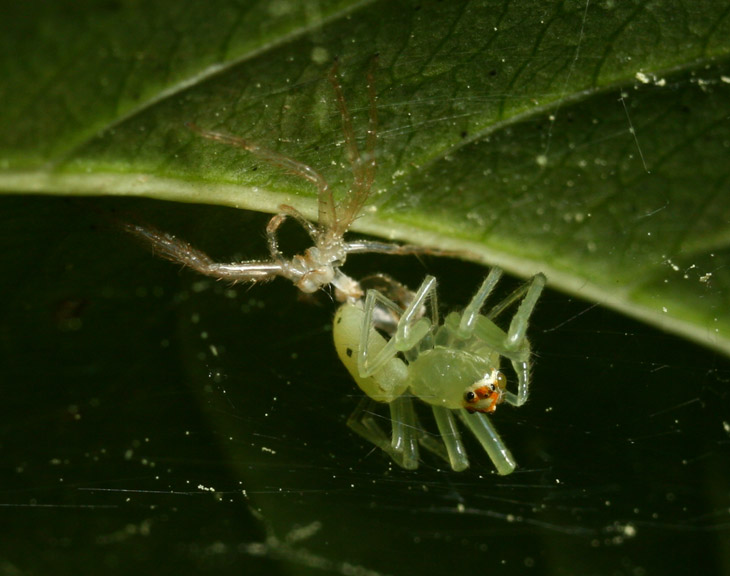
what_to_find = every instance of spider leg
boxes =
[264,203,325,262]
[347,398,394,460]
[358,288,408,378]
[431,406,469,471]
[272,205,320,242]
[264,213,288,262]
[358,273,416,333]
[485,273,546,326]
[186,122,337,234]
[398,402,463,470]
[504,273,546,349]
[457,267,503,337]
[504,358,530,407]
[487,273,545,407]
[390,395,419,470]
[344,239,466,260]
[347,397,419,470]
[393,275,439,351]
[328,57,378,236]
[358,275,437,378]
[359,273,414,307]
[328,61,362,185]
[122,222,283,282]
[457,409,516,475]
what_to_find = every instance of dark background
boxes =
[1,195,727,575]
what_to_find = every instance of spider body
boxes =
[121,59,548,474]
[334,269,545,474]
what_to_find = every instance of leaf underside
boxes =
[2,0,730,355]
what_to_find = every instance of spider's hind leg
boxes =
[347,396,420,470]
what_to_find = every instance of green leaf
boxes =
[2,0,730,354]
[3,3,730,574]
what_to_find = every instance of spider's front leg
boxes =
[457,267,504,337]
[457,410,517,475]
[498,273,546,407]
[121,222,284,283]
[504,273,546,349]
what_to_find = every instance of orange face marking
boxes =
[464,371,507,414]
[465,385,500,413]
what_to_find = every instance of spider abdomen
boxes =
[334,302,409,403]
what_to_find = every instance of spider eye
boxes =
[464,391,476,402]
